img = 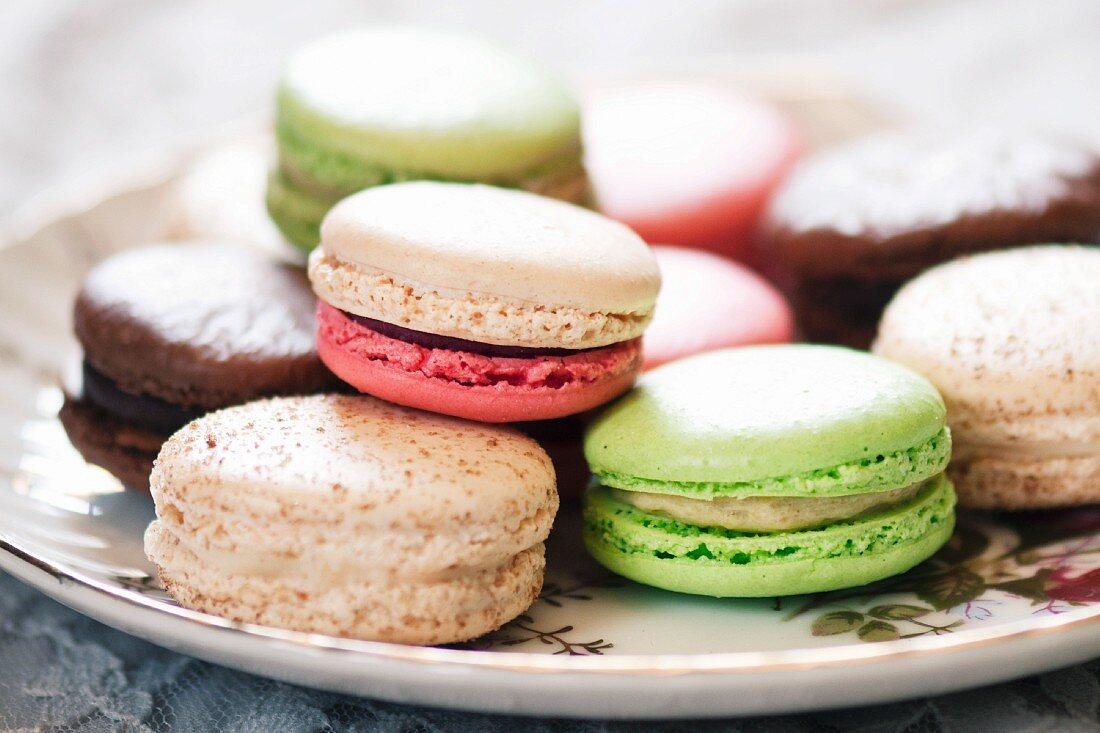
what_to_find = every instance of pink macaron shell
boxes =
[584,81,801,261]
[316,302,642,422]
[643,245,794,370]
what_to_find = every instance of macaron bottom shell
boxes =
[146,521,546,645]
[58,395,163,492]
[582,476,956,597]
[316,302,642,422]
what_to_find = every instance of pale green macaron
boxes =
[267,26,590,251]
[583,345,956,597]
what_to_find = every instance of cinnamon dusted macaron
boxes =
[874,245,1100,509]
[763,128,1100,347]
[309,181,661,423]
[59,243,335,490]
[144,394,558,644]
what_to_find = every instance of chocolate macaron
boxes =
[762,128,1100,347]
[60,243,335,490]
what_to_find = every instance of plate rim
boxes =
[4,529,1100,675]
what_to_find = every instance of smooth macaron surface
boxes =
[582,345,955,597]
[643,246,793,369]
[586,345,949,497]
[145,393,558,644]
[874,245,1100,508]
[277,27,583,187]
[583,81,800,257]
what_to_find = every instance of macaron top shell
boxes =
[153,394,557,536]
[643,246,793,369]
[74,244,330,408]
[311,182,661,348]
[766,128,1100,280]
[278,27,582,182]
[585,345,948,495]
[583,81,800,250]
[874,245,1100,444]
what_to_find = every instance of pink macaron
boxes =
[308,181,661,423]
[583,81,801,261]
[644,246,794,370]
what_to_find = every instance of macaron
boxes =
[582,345,955,597]
[583,81,800,260]
[59,243,335,490]
[144,394,558,644]
[874,245,1100,510]
[644,245,793,370]
[267,26,590,252]
[308,181,661,423]
[164,135,293,259]
[762,128,1100,347]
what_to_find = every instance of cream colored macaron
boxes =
[163,135,297,260]
[144,393,558,644]
[874,245,1100,509]
[309,181,660,350]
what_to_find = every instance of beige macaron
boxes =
[874,245,1100,509]
[308,181,660,350]
[144,393,558,644]
[163,135,295,260]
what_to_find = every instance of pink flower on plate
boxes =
[1046,568,1100,603]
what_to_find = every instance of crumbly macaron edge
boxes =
[590,427,951,499]
[309,248,654,349]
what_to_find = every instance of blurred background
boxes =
[3,0,1100,222]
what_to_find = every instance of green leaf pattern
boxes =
[794,513,1100,644]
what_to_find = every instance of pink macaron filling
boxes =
[316,301,641,392]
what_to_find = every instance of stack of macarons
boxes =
[61,23,1100,646]
[266,26,591,252]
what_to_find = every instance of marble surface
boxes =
[2,1,1100,730]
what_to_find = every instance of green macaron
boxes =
[267,26,590,252]
[582,345,956,597]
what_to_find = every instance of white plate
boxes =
[2,135,1100,721]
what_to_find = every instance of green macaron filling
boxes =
[274,119,588,202]
[592,427,951,501]
[584,474,955,569]
[264,168,335,252]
